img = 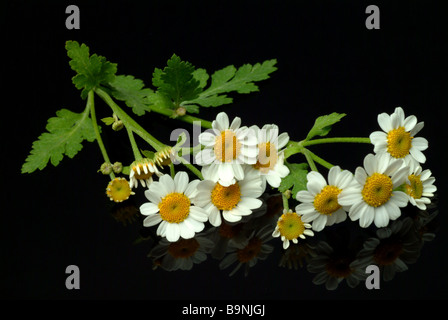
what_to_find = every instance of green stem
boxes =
[147,102,213,129]
[302,137,371,147]
[176,156,203,180]
[88,90,115,180]
[126,126,142,161]
[94,87,164,151]
[169,163,175,178]
[282,193,289,212]
[306,149,334,170]
[302,149,318,172]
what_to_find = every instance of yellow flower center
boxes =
[214,130,241,162]
[253,142,278,173]
[362,173,393,207]
[106,177,133,203]
[167,238,200,258]
[313,185,343,215]
[237,237,262,263]
[406,174,423,199]
[387,126,413,158]
[158,193,191,223]
[277,212,306,240]
[211,182,241,211]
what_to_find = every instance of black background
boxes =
[1,0,447,302]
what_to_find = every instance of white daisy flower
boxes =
[295,166,354,231]
[194,165,264,227]
[250,124,290,189]
[195,112,258,186]
[338,153,409,228]
[272,209,314,249]
[129,158,161,189]
[139,172,208,242]
[369,106,428,167]
[404,165,437,210]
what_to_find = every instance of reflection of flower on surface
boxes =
[148,231,215,271]
[306,241,368,290]
[352,217,423,281]
[219,222,274,277]
[278,241,317,270]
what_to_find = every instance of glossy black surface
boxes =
[2,1,447,300]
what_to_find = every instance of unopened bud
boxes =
[112,162,123,174]
[99,162,113,175]
[175,107,186,117]
[112,120,124,131]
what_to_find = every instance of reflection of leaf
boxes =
[278,163,309,198]
[306,113,346,141]
[22,108,97,173]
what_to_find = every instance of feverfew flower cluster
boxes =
[134,107,437,249]
[139,112,290,242]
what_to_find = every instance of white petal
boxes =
[218,162,235,183]
[327,166,341,186]
[277,132,289,149]
[296,190,314,203]
[373,205,389,228]
[185,179,200,198]
[159,174,175,194]
[174,171,189,193]
[143,214,162,227]
[412,137,428,151]
[265,173,281,188]
[410,147,426,163]
[410,121,424,136]
[232,162,244,180]
[199,132,217,147]
[363,153,377,176]
[166,224,181,242]
[140,202,160,215]
[239,197,263,210]
[338,187,362,206]
[354,167,368,186]
[222,211,242,223]
[369,131,387,145]
[403,115,417,132]
[312,215,327,232]
[390,191,409,207]
[215,112,229,131]
[189,206,208,222]
[229,116,241,131]
[359,205,375,228]
[195,148,216,165]
[378,113,392,132]
[179,221,195,239]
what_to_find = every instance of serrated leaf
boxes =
[182,59,277,108]
[152,54,202,107]
[278,163,309,199]
[108,75,153,116]
[21,108,97,173]
[66,40,117,99]
[306,112,346,141]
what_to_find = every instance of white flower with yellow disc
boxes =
[139,172,208,242]
[338,153,409,228]
[369,107,428,167]
[250,124,290,189]
[272,209,314,249]
[195,112,258,186]
[404,165,437,210]
[194,165,264,226]
[295,166,354,232]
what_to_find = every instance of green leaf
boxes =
[108,75,153,116]
[278,163,309,199]
[183,59,277,108]
[21,108,97,173]
[305,112,346,141]
[66,40,117,99]
[101,117,115,125]
[152,54,201,107]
